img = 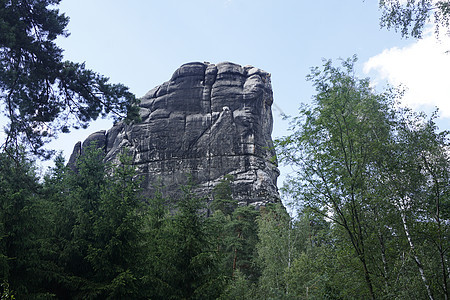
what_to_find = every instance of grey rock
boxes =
[82,130,106,152]
[67,141,81,170]
[70,62,280,205]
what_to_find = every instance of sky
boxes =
[31,0,450,195]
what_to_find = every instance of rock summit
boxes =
[69,62,280,207]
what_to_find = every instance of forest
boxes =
[1,56,448,299]
[1,0,449,299]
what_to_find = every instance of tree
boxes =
[283,208,347,300]
[227,205,260,282]
[0,147,49,297]
[255,203,297,299]
[276,56,450,299]
[151,180,223,300]
[218,269,256,300]
[277,56,394,299]
[378,0,450,38]
[0,0,140,158]
[41,146,147,298]
[86,150,146,298]
[211,175,237,217]
[40,152,79,297]
[378,109,450,300]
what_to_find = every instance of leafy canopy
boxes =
[378,0,450,38]
[0,0,140,158]
[276,56,450,300]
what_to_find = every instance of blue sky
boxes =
[39,0,449,189]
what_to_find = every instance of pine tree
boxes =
[0,148,48,297]
[0,0,139,158]
[42,146,147,298]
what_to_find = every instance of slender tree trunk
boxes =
[288,220,292,269]
[373,207,390,294]
[440,250,449,300]
[361,255,376,300]
[339,211,376,300]
[433,177,448,300]
[435,195,449,300]
[351,193,376,300]
[232,230,242,277]
[400,209,435,300]
[423,155,449,300]
[332,194,376,300]
[378,228,390,293]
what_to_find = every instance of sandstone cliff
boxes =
[69,62,280,207]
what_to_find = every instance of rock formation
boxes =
[69,62,280,207]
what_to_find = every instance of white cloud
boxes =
[364,32,450,117]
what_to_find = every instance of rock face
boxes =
[69,62,280,207]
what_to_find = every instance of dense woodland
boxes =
[1,57,449,299]
[1,0,449,299]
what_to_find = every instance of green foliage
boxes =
[380,108,450,299]
[276,56,450,299]
[211,175,237,216]
[164,183,212,299]
[0,0,139,158]
[255,203,294,298]
[0,148,49,297]
[378,0,450,38]
[38,146,147,298]
[218,269,257,300]
[145,180,227,299]
[1,281,15,299]
[2,66,446,298]
[0,150,263,299]
[277,56,394,299]
[229,205,260,280]
[209,175,261,288]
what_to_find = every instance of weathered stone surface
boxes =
[69,62,280,207]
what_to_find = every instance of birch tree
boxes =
[276,56,449,299]
[276,56,394,299]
